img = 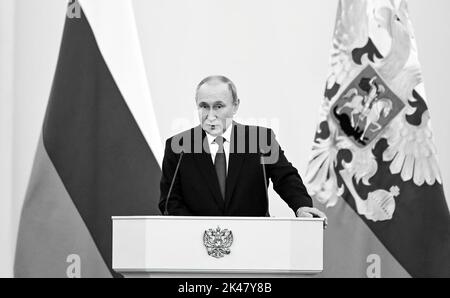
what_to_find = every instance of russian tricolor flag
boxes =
[14,0,163,277]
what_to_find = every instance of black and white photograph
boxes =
[0,0,449,281]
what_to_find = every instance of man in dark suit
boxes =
[159,76,327,225]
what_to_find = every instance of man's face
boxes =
[196,82,239,136]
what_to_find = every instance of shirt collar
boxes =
[206,123,233,145]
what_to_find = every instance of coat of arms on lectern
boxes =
[203,226,234,258]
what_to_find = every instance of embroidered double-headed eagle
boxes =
[306,0,442,222]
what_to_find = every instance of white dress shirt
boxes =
[205,124,233,174]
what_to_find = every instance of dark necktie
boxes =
[214,136,226,200]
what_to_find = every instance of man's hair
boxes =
[195,75,239,104]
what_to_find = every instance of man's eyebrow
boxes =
[198,100,225,105]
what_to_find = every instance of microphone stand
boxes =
[260,151,270,217]
[164,151,184,216]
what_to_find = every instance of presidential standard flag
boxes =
[306,0,450,277]
[14,0,163,277]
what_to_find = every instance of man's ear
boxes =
[233,98,240,114]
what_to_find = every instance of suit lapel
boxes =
[224,123,246,208]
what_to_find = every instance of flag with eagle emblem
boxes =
[306,0,450,277]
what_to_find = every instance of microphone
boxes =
[164,151,184,216]
[259,150,270,217]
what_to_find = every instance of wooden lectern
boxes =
[112,216,324,278]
